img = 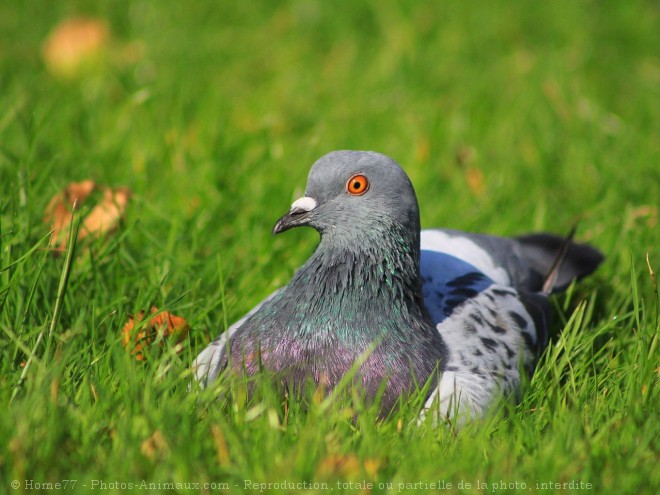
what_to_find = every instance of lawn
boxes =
[1,0,658,494]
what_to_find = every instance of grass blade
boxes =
[10,211,80,402]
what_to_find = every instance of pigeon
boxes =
[194,151,603,423]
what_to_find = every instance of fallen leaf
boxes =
[79,186,131,241]
[455,145,475,167]
[44,180,96,246]
[363,458,382,478]
[44,181,131,252]
[122,307,190,361]
[140,430,169,460]
[42,17,110,78]
[465,166,486,197]
[316,454,361,479]
[629,205,657,228]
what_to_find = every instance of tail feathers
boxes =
[515,229,604,294]
[541,225,577,295]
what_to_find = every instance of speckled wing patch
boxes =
[420,250,494,324]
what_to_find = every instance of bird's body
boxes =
[194,151,603,422]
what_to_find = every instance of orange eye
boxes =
[346,174,370,196]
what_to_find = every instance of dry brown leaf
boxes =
[79,186,131,241]
[316,454,361,479]
[42,17,110,78]
[465,166,486,197]
[44,181,131,252]
[629,205,658,228]
[455,145,475,167]
[455,146,485,197]
[45,180,96,247]
[122,307,190,361]
[140,430,169,460]
[363,458,382,478]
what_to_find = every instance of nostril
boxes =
[289,207,308,216]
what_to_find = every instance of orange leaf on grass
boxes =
[316,454,361,479]
[465,166,486,197]
[42,17,110,79]
[44,179,96,246]
[455,146,486,197]
[44,181,131,252]
[79,186,131,241]
[140,430,170,460]
[121,307,190,361]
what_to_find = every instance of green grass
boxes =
[1,0,658,493]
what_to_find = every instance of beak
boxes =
[272,196,318,235]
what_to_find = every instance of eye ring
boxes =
[346,174,370,196]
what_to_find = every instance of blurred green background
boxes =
[2,0,657,313]
[1,1,658,493]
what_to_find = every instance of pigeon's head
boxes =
[273,151,420,243]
